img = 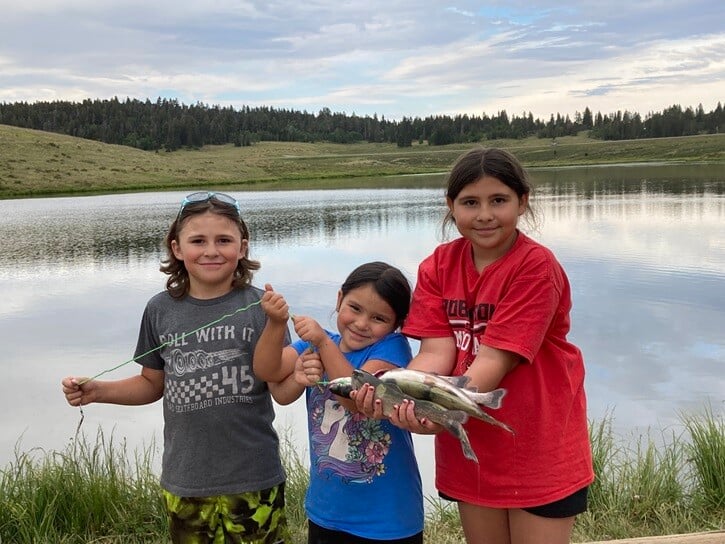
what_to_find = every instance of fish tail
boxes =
[454,424,479,463]
[470,387,507,409]
[492,417,515,435]
[462,441,479,463]
[497,421,515,435]
[476,410,515,434]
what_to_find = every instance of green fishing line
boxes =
[79,299,264,385]
[73,298,295,436]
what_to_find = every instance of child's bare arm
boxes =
[293,316,351,381]
[61,366,164,407]
[254,284,293,382]
[268,348,323,405]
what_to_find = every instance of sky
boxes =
[1,1,724,122]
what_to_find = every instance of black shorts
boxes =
[308,519,423,544]
[438,486,589,518]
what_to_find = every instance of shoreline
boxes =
[2,124,724,199]
[580,531,724,544]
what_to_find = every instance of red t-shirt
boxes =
[402,232,594,508]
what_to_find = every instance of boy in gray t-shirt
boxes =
[62,192,292,543]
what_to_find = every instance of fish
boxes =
[349,368,479,463]
[432,376,505,408]
[327,376,354,399]
[379,368,514,435]
[380,368,506,407]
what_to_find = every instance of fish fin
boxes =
[468,387,507,409]
[447,375,473,388]
[445,421,479,463]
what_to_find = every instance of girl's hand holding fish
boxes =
[389,397,444,435]
[351,383,386,419]
[353,380,444,434]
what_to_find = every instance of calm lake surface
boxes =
[1,163,723,501]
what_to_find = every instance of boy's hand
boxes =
[261,284,289,323]
[294,348,323,386]
[61,376,95,406]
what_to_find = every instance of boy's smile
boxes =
[171,211,247,299]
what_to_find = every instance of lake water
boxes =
[1,163,723,501]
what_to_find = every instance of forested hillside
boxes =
[0,97,722,152]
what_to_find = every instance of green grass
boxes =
[573,406,724,542]
[681,405,725,513]
[1,123,724,198]
[0,431,166,543]
[1,408,722,543]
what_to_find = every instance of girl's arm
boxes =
[293,315,354,381]
[294,315,398,378]
[267,346,314,405]
[268,370,304,405]
[463,344,521,392]
[254,285,294,383]
[61,366,164,407]
[294,315,398,412]
[407,336,457,374]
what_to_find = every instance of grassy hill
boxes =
[1,123,724,198]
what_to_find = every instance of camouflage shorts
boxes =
[162,483,291,544]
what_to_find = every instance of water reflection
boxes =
[1,163,723,501]
[242,189,444,248]
[532,162,725,198]
[1,196,169,269]
[3,164,723,268]
[0,189,446,267]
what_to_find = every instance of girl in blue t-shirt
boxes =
[255,261,424,544]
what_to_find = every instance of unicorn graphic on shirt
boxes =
[309,386,391,484]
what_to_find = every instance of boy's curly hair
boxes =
[160,199,260,298]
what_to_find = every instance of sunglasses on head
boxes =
[177,191,242,219]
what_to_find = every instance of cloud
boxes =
[0,1,723,119]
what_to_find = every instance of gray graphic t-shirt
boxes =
[134,287,287,497]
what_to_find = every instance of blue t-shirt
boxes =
[291,331,424,539]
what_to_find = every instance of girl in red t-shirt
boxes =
[355,147,594,544]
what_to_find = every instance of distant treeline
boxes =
[0,98,723,151]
